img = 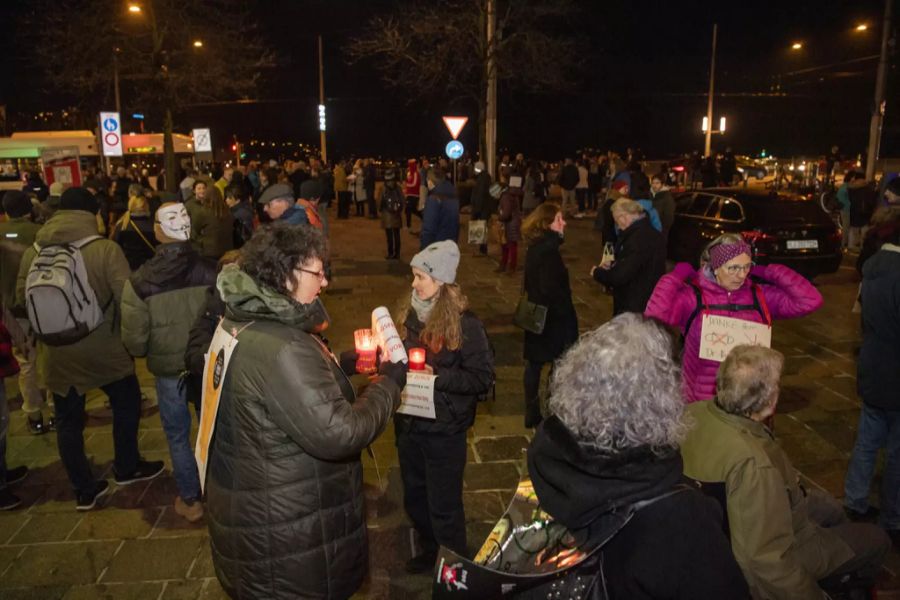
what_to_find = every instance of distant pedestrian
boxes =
[469,161,493,255]
[404,158,422,228]
[720,147,737,186]
[701,155,718,188]
[185,180,235,259]
[110,185,157,271]
[333,160,351,219]
[351,159,367,217]
[650,174,676,242]
[380,170,404,259]
[364,158,377,219]
[496,177,523,274]
[224,183,253,249]
[420,167,459,249]
[557,158,579,217]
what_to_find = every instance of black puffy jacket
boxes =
[206,266,399,600]
[395,309,494,436]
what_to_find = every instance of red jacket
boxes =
[645,262,822,402]
[405,161,420,197]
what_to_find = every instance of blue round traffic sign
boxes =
[103,118,118,132]
[445,140,464,160]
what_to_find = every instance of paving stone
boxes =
[0,541,119,587]
[0,511,29,544]
[149,507,208,538]
[188,542,215,579]
[0,586,68,600]
[60,582,163,600]
[464,462,522,491]
[102,537,203,582]
[161,579,206,599]
[69,508,160,541]
[0,545,23,574]
[9,512,82,544]
[474,436,529,462]
[198,578,234,599]
[462,491,505,522]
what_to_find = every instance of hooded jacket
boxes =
[0,216,41,311]
[645,262,822,403]
[395,309,494,436]
[15,210,134,395]
[858,244,900,410]
[120,241,217,377]
[470,170,493,219]
[527,416,749,599]
[420,179,460,249]
[681,400,853,599]
[206,266,399,600]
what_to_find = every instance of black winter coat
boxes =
[207,267,399,600]
[396,310,494,436]
[470,171,493,219]
[112,214,158,271]
[859,246,900,410]
[592,217,666,315]
[523,231,578,363]
[525,417,749,600]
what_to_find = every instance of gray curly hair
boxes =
[548,313,687,455]
[716,345,784,416]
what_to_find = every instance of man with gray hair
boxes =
[681,345,889,599]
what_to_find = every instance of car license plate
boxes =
[787,239,818,250]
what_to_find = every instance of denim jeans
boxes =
[0,383,8,490]
[156,376,200,501]
[844,403,900,529]
[53,375,141,495]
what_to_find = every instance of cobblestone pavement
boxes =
[1,204,898,599]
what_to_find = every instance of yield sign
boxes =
[442,116,468,140]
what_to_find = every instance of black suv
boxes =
[668,188,842,278]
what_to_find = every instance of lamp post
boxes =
[703,24,718,157]
[866,0,893,181]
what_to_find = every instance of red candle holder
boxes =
[409,347,426,371]
[354,329,377,374]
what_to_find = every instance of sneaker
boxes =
[174,496,205,523]
[76,480,111,511]
[5,466,28,486]
[26,415,48,435]
[0,488,22,511]
[405,550,438,574]
[114,460,165,486]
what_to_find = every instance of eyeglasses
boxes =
[723,262,754,275]
[298,267,326,282]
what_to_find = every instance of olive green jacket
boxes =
[0,217,42,311]
[16,210,134,395]
[185,197,234,259]
[681,400,852,600]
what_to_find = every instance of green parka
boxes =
[681,400,853,600]
[15,210,134,395]
[206,265,399,600]
[0,216,41,311]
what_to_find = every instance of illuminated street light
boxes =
[791,42,803,50]
[720,116,726,133]
[702,116,709,132]
[193,40,203,48]
[128,4,141,13]
[856,24,868,31]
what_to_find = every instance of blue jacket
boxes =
[859,245,900,410]
[636,199,662,232]
[280,205,309,226]
[420,180,459,249]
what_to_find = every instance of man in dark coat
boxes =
[420,167,459,249]
[650,174,676,243]
[469,161,493,255]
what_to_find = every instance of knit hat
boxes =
[257,183,294,205]
[59,187,99,214]
[299,179,323,200]
[709,241,752,271]
[2,190,32,218]
[49,181,67,197]
[474,161,485,173]
[612,180,629,192]
[410,240,460,284]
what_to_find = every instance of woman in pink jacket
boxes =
[645,233,823,403]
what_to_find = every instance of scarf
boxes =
[411,289,436,323]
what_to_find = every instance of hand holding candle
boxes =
[354,328,377,374]
[408,347,426,371]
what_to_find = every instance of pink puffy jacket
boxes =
[645,262,823,403]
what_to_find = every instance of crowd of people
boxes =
[0,150,898,599]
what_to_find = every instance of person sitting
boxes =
[527,313,749,599]
[681,345,890,599]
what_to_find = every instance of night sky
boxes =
[0,0,895,161]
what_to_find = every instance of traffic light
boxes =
[231,144,237,151]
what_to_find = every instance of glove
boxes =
[338,350,358,376]
[672,262,695,281]
[378,359,408,390]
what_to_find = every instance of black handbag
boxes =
[514,294,548,334]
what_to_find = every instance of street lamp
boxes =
[128,4,141,13]
[791,42,803,50]
[193,40,203,48]
[856,23,868,31]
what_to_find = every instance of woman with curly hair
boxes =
[394,240,494,573]
[205,223,406,599]
[527,313,748,598]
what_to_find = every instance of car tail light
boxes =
[828,229,842,243]
[741,230,776,258]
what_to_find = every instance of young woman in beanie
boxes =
[394,240,494,573]
[645,232,822,403]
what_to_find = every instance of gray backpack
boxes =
[25,235,105,346]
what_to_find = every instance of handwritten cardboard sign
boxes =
[698,314,772,363]
[398,372,437,419]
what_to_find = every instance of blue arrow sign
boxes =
[103,117,118,132]
[445,140,464,160]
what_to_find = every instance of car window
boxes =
[674,193,695,213]
[720,200,743,222]
[687,194,714,216]
[705,198,721,217]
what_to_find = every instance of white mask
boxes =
[157,203,191,240]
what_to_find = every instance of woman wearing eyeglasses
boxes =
[205,223,405,599]
[645,232,822,403]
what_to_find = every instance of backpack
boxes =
[385,188,404,213]
[25,235,107,346]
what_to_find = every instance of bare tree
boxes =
[345,0,583,161]
[23,0,273,191]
